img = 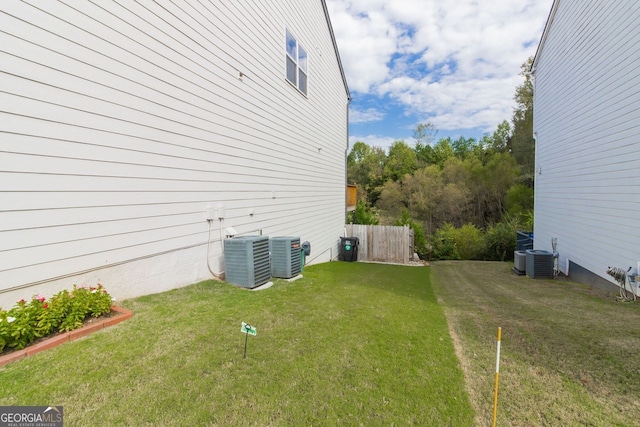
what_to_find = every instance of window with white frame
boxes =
[285,29,308,95]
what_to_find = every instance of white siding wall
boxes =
[533,0,640,284]
[0,0,349,306]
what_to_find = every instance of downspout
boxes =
[343,96,351,261]
[345,97,351,224]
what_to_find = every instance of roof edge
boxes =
[321,0,351,101]
[531,0,561,72]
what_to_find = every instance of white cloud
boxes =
[326,0,553,132]
[349,107,385,123]
[326,2,399,92]
[377,74,521,131]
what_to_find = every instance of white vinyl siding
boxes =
[0,0,349,304]
[533,0,640,282]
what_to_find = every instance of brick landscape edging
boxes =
[0,306,133,367]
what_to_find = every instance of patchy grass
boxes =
[431,261,640,427]
[0,262,473,426]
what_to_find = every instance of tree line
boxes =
[347,58,535,261]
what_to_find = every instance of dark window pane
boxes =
[299,70,307,95]
[286,57,296,84]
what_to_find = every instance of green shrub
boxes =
[394,208,428,259]
[413,225,428,260]
[429,210,538,261]
[506,184,533,215]
[485,221,517,261]
[430,223,458,260]
[347,200,379,225]
[430,223,486,260]
[0,298,38,351]
[483,212,534,261]
[36,289,72,337]
[0,312,6,351]
[520,209,534,231]
[0,284,113,353]
[453,224,485,260]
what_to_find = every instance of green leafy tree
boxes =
[413,122,437,166]
[511,57,535,184]
[505,184,534,215]
[483,153,520,217]
[491,120,512,153]
[465,153,519,226]
[347,141,387,205]
[441,157,468,184]
[473,121,512,163]
[472,135,492,163]
[376,180,405,222]
[432,137,456,167]
[401,165,443,235]
[384,140,418,182]
[441,182,472,227]
[347,141,372,166]
[347,200,379,225]
[452,136,476,159]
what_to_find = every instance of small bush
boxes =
[36,289,72,337]
[347,200,380,225]
[483,212,534,261]
[0,284,113,353]
[430,223,486,260]
[485,221,516,261]
[429,210,537,261]
[453,224,485,260]
[430,223,458,260]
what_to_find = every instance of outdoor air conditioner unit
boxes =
[270,236,302,278]
[513,250,527,275]
[525,249,554,279]
[224,235,270,288]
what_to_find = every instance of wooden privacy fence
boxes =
[344,224,414,264]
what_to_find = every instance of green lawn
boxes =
[431,261,640,427]
[0,262,473,426]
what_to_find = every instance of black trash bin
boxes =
[339,237,359,262]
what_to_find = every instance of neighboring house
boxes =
[531,0,640,291]
[0,1,350,306]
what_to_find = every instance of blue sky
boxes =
[325,0,555,150]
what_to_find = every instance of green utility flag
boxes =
[241,322,257,336]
